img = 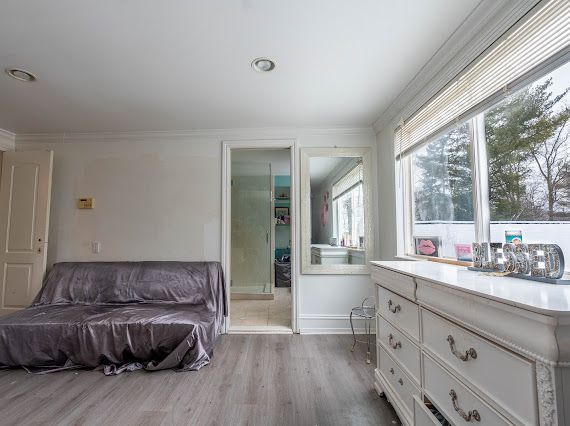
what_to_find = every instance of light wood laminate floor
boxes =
[0,334,399,425]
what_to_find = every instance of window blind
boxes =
[332,163,363,199]
[395,0,570,157]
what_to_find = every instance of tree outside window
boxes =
[486,69,570,221]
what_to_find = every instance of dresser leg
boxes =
[374,370,384,396]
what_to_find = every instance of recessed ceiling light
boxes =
[251,57,276,73]
[5,68,37,82]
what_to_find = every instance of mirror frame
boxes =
[300,147,373,274]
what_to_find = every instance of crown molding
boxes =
[15,126,375,145]
[372,0,541,134]
[0,128,16,151]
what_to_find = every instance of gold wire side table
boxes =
[350,296,376,364]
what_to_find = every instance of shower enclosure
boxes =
[231,160,273,298]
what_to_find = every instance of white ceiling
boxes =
[0,0,480,134]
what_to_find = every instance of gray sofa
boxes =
[0,261,226,374]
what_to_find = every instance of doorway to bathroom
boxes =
[222,140,297,334]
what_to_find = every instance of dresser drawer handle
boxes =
[449,389,481,422]
[387,299,401,313]
[389,368,394,374]
[388,333,401,350]
[398,378,403,386]
[447,335,477,361]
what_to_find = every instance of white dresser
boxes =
[372,260,570,426]
[310,245,348,264]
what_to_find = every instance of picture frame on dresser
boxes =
[413,236,441,258]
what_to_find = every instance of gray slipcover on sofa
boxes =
[0,261,226,375]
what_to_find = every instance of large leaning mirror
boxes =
[301,147,373,274]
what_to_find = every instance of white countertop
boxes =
[371,260,570,316]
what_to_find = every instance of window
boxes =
[485,61,570,262]
[333,165,364,247]
[411,123,475,258]
[403,59,570,267]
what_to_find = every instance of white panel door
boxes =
[0,151,53,315]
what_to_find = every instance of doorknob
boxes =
[266,231,269,243]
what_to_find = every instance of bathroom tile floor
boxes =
[231,287,291,327]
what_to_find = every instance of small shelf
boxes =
[275,223,290,226]
[275,197,290,201]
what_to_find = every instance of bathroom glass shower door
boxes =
[231,161,272,295]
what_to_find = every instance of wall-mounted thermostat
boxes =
[77,198,94,209]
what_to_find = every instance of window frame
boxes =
[400,53,570,261]
[402,115,486,260]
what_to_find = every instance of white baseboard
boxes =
[223,314,377,335]
[298,314,376,335]
[229,325,293,334]
[299,328,376,335]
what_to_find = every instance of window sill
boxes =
[400,254,471,267]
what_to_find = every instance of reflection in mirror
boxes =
[309,157,365,265]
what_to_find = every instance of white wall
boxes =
[377,126,399,260]
[18,135,221,264]
[292,132,379,333]
[17,128,378,333]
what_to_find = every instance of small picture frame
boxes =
[454,243,473,262]
[414,236,441,257]
[505,230,523,245]
[275,207,289,218]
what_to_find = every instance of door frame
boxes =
[221,139,298,333]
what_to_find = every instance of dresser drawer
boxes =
[377,286,419,341]
[423,354,510,426]
[377,315,420,385]
[371,265,416,299]
[378,345,421,420]
[413,395,445,426]
[421,308,537,425]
